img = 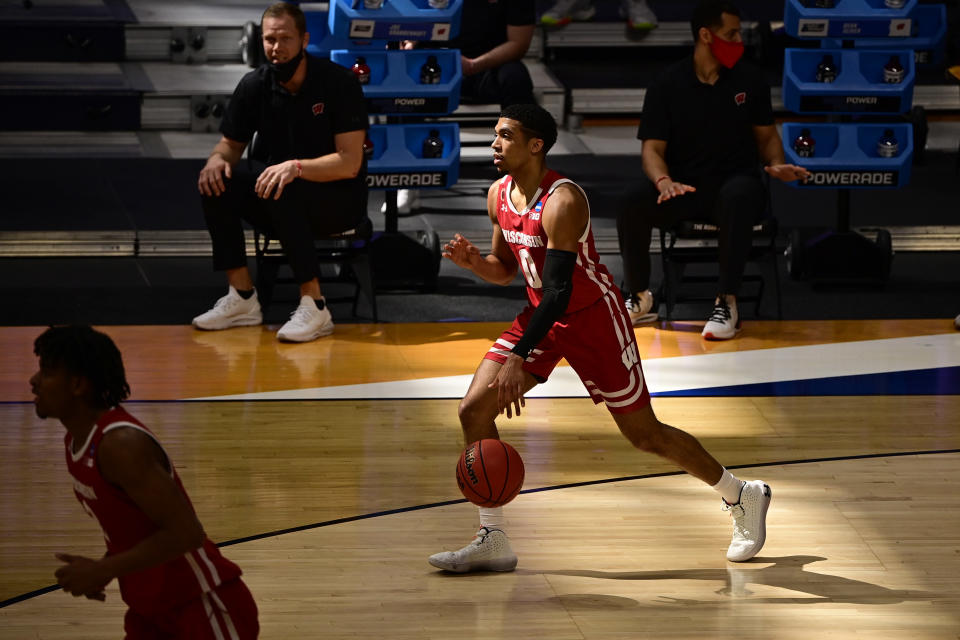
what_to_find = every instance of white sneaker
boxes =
[192,286,262,331]
[380,189,420,216]
[428,527,518,573]
[276,296,334,343]
[622,0,658,30]
[702,297,741,340]
[625,290,658,326]
[723,480,772,562]
[540,0,596,26]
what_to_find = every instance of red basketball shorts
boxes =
[123,578,259,640]
[484,287,651,414]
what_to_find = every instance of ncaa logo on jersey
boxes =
[530,200,543,220]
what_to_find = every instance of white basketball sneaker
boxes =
[622,0,658,30]
[276,296,334,343]
[540,0,596,26]
[626,290,658,326]
[428,527,518,573]
[723,480,772,562]
[702,297,741,340]
[192,286,262,331]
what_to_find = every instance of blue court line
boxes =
[3,447,958,610]
[656,366,960,397]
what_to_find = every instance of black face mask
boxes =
[270,47,304,83]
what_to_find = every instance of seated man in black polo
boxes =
[616,0,808,340]
[194,2,368,343]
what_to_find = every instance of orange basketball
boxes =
[456,439,525,508]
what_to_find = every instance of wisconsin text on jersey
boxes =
[501,228,544,247]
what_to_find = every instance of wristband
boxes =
[655,175,670,187]
[294,159,302,178]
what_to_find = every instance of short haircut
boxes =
[34,325,130,409]
[500,103,558,155]
[691,0,741,39]
[262,1,307,36]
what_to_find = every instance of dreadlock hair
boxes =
[262,1,307,36]
[690,0,741,40]
[500,103,558,155]
[34,325,130,409]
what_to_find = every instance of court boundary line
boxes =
[3,447,958,609]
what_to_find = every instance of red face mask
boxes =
[708,32,744,69]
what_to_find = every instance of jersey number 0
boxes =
[518,248,542,289]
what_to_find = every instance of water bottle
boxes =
[883,55,905,84]
[816,54,837,83]
[420,55,442,84]
[352,56,370,85]
[877,129,898,158]
[422,129,444,159]
[793,128,816,158]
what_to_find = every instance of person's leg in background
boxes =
[195,162,264,331]
[540,1,657,31]
[700,173,767,341]
[260,177,366,343]
[616,173,709,325]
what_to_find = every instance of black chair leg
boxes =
[255,259,280,312]
[350,253,378,322]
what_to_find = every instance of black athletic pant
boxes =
[616,171,767,297]
[201,161,367,285]
[460,61,535,108]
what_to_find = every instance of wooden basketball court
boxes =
[1,320,959,638]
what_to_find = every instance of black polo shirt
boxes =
[448,0,535,59]
[638,55,773,185]
[221,54,368,173]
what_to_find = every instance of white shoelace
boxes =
[287,303,316,325]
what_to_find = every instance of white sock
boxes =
[478,507,504,531]
[712,468,745,504]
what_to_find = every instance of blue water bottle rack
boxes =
[314,1,465,291]
[780,0,921,282]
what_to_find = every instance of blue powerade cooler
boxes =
[365,123,460,190]
[782,48,915,115]
[783,0,917,40]
[330,49,462,115]
[327,0,462,42]
[783,122,913,189]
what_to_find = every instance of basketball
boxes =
[456,439,525,508]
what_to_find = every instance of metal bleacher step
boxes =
[2,224,959,259]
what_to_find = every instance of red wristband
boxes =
[294,159,302,178]
[655,175,670,187]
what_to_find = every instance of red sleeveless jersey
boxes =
[496,169,617,313]
[64,406,242,617]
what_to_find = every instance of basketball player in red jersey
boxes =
[429,103,771,572]
[30,325,259,638]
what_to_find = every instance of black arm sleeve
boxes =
[511,249,577,359]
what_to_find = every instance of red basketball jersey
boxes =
[496,169,617,312]
[65,406,243,617]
